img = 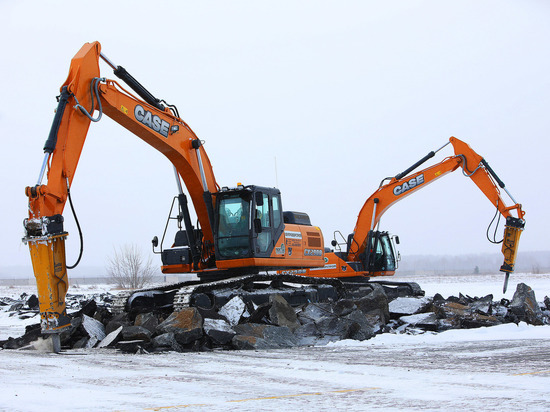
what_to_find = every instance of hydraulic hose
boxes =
[66,181,84,269]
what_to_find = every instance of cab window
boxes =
[255,193,271,253]
[272,195,282,228]
[255,193,270,228]
[217,194,250,257]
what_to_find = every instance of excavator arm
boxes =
[348,136,525,274]
[24,42,219,335]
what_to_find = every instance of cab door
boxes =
[365,231,397,272]
[252,191,285,257]
[253,192,272,257]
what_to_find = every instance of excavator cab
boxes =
[157,184,325,276]
[215,185,284,262]
[156,185,284,273]
[362,230,399,274]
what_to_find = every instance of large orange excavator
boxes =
[23,42,525,349]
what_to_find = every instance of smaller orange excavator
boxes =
[287,136,525,295]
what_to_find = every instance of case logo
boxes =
[134,105,170,137]
[393,174,425,196]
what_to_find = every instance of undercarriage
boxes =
[112,274,425,318]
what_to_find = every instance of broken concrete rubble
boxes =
[389,297,431,317]
[0,282,548,353]
[268,294,300,331]
[203,318,235,345]
[134,312,158,333]
[354,284,390,322]
[232,323,297,350]
[121,325,152,342]
[156,308,203,345]
[509,283,544,325]
[398,312,439,331]
[152,332,183,352]
[218,296,246,326]
[82,314,106,342]
[97,326,122,348]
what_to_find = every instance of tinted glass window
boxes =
[369,234,396,271]
[217,195,250,257]
[380,235,396,271]
[255,193,271,253]
[272,195,282,228]
[255,193,270,228]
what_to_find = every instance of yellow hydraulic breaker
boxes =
[23,215,72,337]
[500,216,525,293]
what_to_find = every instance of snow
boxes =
[388,296,430,315]
[331,321,550,347]
[0,274,549,411]
[0,284,114,341]
[394,272,550,302]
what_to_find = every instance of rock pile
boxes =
[1,283,548,353]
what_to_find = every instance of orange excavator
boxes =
[291,137,525,288]
[23,42,525,350]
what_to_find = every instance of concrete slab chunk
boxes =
[82,314,106,341]
[389,297,430,317]
[98,326,123,348]
[219,296,246,326]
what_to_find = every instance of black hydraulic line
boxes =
[202,191,216,235]
[112,65,165,112]
[486,201,503,245]
[66,185,84,269]
[160,99,180,119]
[191,138,216,237]
[480,158,506,189]
[43,87,71,153]
[395,150,436,180]
[178,193,200,270]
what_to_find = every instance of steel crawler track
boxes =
[112,273,424,315]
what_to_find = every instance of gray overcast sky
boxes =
[0,1,548,275]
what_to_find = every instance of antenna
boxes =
[274,156,279,188]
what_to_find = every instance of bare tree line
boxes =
[398,251,550,275]
[106,244,158,289]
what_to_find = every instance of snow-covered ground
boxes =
[0,273,549,411]
[0,284,113,341]
[394,271,550,302]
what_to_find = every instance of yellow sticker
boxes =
[120,105,128,114]
[435,171,442,177]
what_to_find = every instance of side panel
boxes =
[216,224,325,270]
[280,251,395,279]
[275,224,325,260]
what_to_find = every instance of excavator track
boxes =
[111,274,425,316]
[113,274,349,316]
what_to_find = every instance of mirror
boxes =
[254,218,262,233]
[152,236,159,248]
[255,191,263,206]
